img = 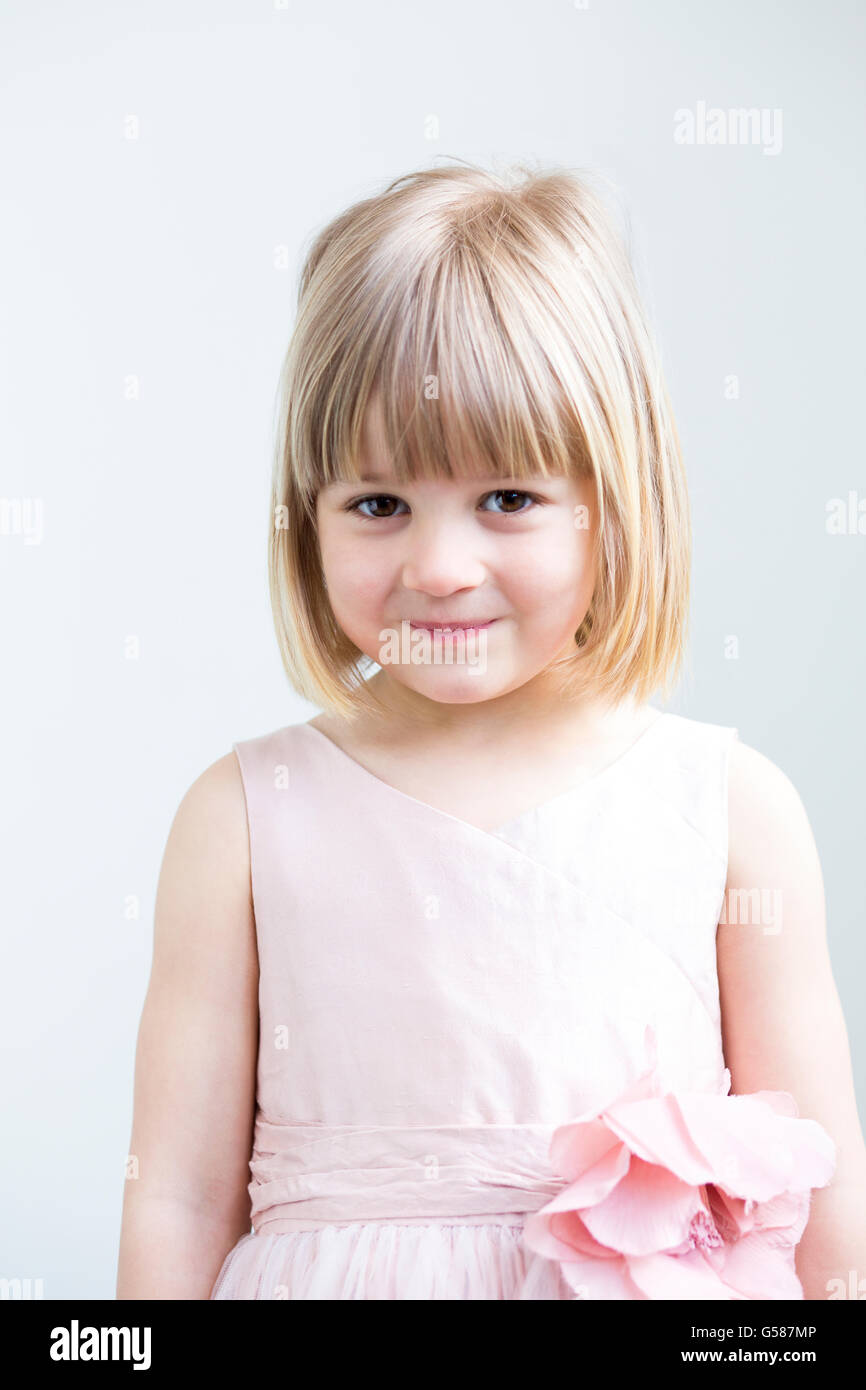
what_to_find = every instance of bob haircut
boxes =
[268,160,691,721]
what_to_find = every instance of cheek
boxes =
[500,525,594,609]
[318,528,391,613]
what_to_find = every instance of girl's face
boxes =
[315,404,598,706]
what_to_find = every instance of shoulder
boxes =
[172,749,248,842]
[727,732,803,807]
[726,734,819,891]
[230,721,312,775]
[159,750,251,905]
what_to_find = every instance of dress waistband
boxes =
[248,1117,563,1232]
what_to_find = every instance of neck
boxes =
[361,667,640,751]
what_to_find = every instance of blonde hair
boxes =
[268,160,691,721]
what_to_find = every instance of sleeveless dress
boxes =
[208,712,836,1300]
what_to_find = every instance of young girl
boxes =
[116,162,866,1301]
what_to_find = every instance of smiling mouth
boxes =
[407,619,498,632]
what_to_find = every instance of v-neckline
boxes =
[300,712,668,840]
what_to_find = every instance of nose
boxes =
[400,517,487,596]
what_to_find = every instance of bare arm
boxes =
[717,736,866,1301]
[116,751,258,1299]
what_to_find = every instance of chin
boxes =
[401,671,503,704]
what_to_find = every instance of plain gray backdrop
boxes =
[1,0,863,1297]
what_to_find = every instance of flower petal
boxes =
[708,1230,805,1300]
[706,1184,753,1241]
[752,1189,812,1247]
[603,1093,717,1185]
[673,1092,836,1199]
[548,1210,620,1257]
[579,1155,705,1257]
[558,1253,645,1300]
[604,1090,835,1201]
[523,1204,620,1260]
[626,1247,747,1300]
[541,1139,630,1210]
[548,1118,624,1183]
[521,1209,584,1262]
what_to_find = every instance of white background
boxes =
[1,0,863,1297]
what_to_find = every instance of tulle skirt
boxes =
[209,1221,574,1300]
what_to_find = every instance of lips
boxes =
[407,619,497,632]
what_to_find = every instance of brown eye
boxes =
[347,495,407,519]
[481,489,537,515]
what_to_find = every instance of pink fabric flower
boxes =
[522,1026,836,1299]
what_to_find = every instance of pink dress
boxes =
[208,712,836,1300]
